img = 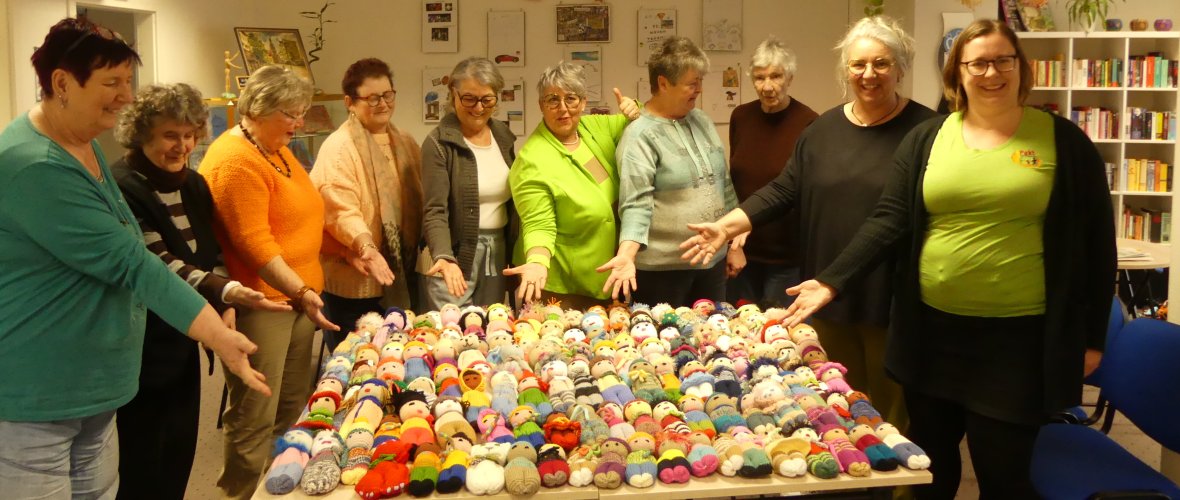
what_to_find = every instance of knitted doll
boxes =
[394,390,436,447]
[517,370,554,422]
[477,407,514,444]
[648,354,683,402]
[679,366,716,400]
[436,434,472,494]
[536,443,571,487]
[540,359,577,413]
[652,400,691,435]
[818,425,871,477]
[816,362,852,394]
[300,430,346,495]
[763,435,810,477]
[503,441,542,495]
[563,308,585,329]
[730,428,773,478]
[623,400,662,436]
[568,403,610,446]
[623,432,658,487]
[489,370,519,418]
[791,427,840,479]
[355,439,414,500]
[705,393,748,434]
[597,402,637,441]
[626,359,668,405]
[568,357,604,407]
[407,444,443,497]
[459,368,491,422]
[678,395,717,439]
[654,435,693,484]
[566,444,598,487]
[339,427,375,485]
[432,396,476,447]
[466,442,510,495]
[847,391,885,428]
[508,405,546,449]
[402,340,434,383]
[593,438,630,489]
[709,359,744,399]
[847,423,900,471]
[711,434,745,477]
[542,413,582,453]
[263,428,314,494]
[875,423,931,470]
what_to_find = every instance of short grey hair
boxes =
[446,57,504,113]
[834,15,914,98]
[114,82,208,149]
[647,36,709,94]
[237,65,314,120]
[536,61,587,100]
[749,36,797,78]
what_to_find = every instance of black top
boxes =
[741,100,936,327]
[816,112,1116,416]
[113,152,224,387]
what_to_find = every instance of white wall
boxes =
[0,0,11,121]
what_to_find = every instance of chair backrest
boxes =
[1100,317,1180,452]
[1087,296,1129,386]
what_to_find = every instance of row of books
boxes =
[1127,53,1178,89]
[1072,58,1124,88]
[1071,106,1118,140]
[1125,108,1177,141]
[1117,158,1173,193]
[1123,207,1172,244]
[1031,58,1067,87]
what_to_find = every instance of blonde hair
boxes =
[237,65,314,119]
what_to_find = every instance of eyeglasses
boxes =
[357,90,396,107]
[62,19,129,57]
[847,58,895,75]
[960,55,1019,76]
[279,108,307,121]
[542,93,583,110]
[458,94,498,108]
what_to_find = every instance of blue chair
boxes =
[1030,318,1180,498]
[1064,296,1129,430]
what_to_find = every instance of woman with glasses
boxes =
[681,16,934,431]
[505,62,639,308]
[199,64,339,499]
[782,19,1114,497]
[311,58,422,349]
[0,18,268,497]
[421,57,517,309]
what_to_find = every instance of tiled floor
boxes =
[185,335,1165,499]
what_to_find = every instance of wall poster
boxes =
[422,0,458,53]
[422,66,452,123]
[702,0,742,51]
[637,8,677,65]
[564,45,604,104]
[495,78,527,136]
[703,62,742,123]
[488,10,525,67]
[556,4,610,43]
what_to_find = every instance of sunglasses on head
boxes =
[61,19,129,57]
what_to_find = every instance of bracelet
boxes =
[359,242,378,253]
[293,285,313,302]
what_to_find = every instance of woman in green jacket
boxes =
[505,62,639,308]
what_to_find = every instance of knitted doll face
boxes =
[563,328,586,344]
[404,342,429,360]
[627,433,655,452]
[827,393,849,410]
[629,322,657,343]
[542,360,567,379]
[693,300,716,316]
[821,427,849,441]
[312,430,344,455]
[462,370,483,389]
[434,364,458,382]
[518,374,540,391]
[414,328,440,345]
[509,407,536,427]
[659,326,680,342]
[581,313,605,334]
[563,309,584,328]
[540,320,564,339]
[401,399,429,420]
[375,360,405,381]
[381,342,405,361]
[316,377,344,395]
[591,359,615,378]
[440,325,462,340]
[792,427,819,442]
[309,394,339,414]
[820,366,845,382]
[599,439,630,457]
[789,324,818,343]
[876,423,899,436]
[488,330,513,349]
[652,401,679,420]
[356,346,380,365]
[389,331,409,345]
[487,304,510,322]
[624,400,652,420]
[440,303,461,325]
[434,397,464,417]
[463,311,485,329]
[507,441,538,463]
[679,395,704,412]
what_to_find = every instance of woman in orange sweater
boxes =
[199,65,340,499]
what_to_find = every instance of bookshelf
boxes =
[1020,31,1179,248]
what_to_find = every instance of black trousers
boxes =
[905,389,1040,500]
[115,350,200,500]
[322,293,383,352]
[633,261,726,308]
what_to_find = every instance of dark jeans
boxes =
[726,262,800,308]
[116,350,200,500]
[905,389,1040,500]
[322,293,383,352]
[633,261,726,307]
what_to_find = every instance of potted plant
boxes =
[1064,0,1123,32]
[864,0,884,17]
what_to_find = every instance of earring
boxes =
[59,93,68,109]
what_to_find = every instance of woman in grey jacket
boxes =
[420,57,517,309]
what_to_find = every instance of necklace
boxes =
[240,124,291,178]
[851,94,902,127]
[560,133,580,146]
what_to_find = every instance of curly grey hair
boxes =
[114,82,208,149]
[647,36,709,94]
[446,57,504,113]
[237,65,314,120]
[535,61,587,100]
[834,15,915,99]
[749,36,797,79]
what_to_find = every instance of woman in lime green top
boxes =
[505,62,640,308]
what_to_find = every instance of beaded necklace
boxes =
[240,124,291,178]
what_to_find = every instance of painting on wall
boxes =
[556,4,610,43]
[488,10,525,67]
[701,0,742,51]
[423,0,459,53]
[422,67,452,123]
[703,62,742,123]
[564,45,604,103]
[637,8,677,65]
[496,78,526,136]
[233,27,313,84]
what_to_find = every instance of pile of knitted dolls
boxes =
[262,300,931,498]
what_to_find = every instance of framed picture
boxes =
[233,27,314,84]
[556,4,610,43]
[423,0,459,53]
[235,75,249,90]
[637,8,676,65]
[488,10,525,67]
[702,0,742,51]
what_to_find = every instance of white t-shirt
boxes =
[464,134,510,229]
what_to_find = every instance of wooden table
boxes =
[253,469,932,499]
[1116,238,1170,270]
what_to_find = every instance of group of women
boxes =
[0,12,1113,500]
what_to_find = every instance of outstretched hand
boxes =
[300,290,341,332]
[679,222,728,266]
[781,280,837,327]
[596,255,637,301]
[426,258,468,298]
[504,262,548,305]
[347,246,395,286]
[225,285,292,312]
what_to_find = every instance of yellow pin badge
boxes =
[1011,149,1043,168]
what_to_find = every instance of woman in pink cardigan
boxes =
[311,58,423,349]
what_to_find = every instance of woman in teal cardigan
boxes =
[506,62,639,308]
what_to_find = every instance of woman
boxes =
[199,64,338,499]
[783,20,1115,497]
[725,36,819,308]
[599,36,737,306]
[682,16,935,431]
[0,18,267,497]
[421,57,517,309]
[505,62,639,309]
[111,82,287,500]
[311,58,423,350]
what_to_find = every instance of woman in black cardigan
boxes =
[111,83,287,500]
[769,20,1115,498]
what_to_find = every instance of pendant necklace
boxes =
[241,124,291,177]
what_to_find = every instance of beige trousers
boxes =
[216,309,315,499]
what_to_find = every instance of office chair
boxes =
[1063,296,1128,431]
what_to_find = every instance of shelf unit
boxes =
[193,93,348,172]
[1019,31,1179,249]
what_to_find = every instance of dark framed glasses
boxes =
[356,90,396,107]
[542,93,584,110]
[847,58,895,75]
[458,94,498,108]
[960,55,1019,76]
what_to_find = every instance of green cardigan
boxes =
[0,115,206,421]
[509,114,629,299]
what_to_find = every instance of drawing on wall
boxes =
[702,0,742,51]
[422,0,458,53]
[488,11,525,67]
[422,66,452,123]
[703,62,742,123]
[637,8,677,66]
[233,27,314,84]
[496,78,526,136]
[564,45,604,103]
[556,4,610,43]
